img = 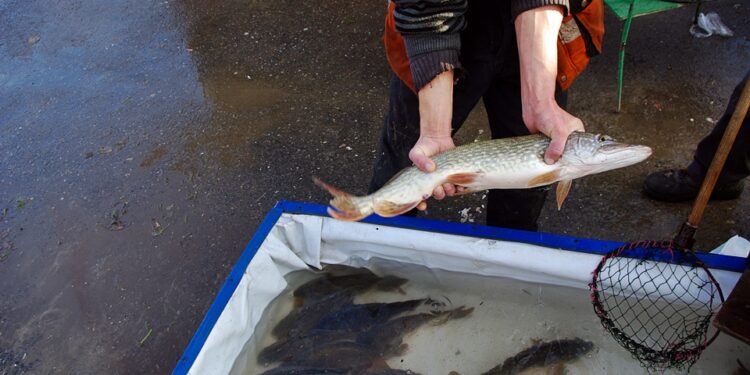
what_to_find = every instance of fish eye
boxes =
[598,135,612,142]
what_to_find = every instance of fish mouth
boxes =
[597,144,653,165]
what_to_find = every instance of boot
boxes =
[643,169,744,202]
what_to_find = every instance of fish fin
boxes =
[373,199,419,217]
[446,172,480,185]
[312,177,369,221]
[293,296,304,308]
[395,343,409,356]
[546,363,566,375]
[368,358,393,371]
[556,179,573,210]
[452,186,477,196]
[528,170,561,187]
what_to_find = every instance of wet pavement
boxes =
[0,0,748,373]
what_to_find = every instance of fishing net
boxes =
[589,240,724,373]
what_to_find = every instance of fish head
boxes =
[560,132,652,176]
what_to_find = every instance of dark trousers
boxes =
[368,0,566,231]
[688,71,750,184]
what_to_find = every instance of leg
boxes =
[644,71,748,202]
[478,73,572,231]
[688,71,750,185]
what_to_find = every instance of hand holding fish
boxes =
[515,6,586,164]
[411,70,461,210]
[523,102,586,164]
[409,135,458,211]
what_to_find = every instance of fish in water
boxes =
[259,366,350,375]
[314,132,652,221]
[358,306,475,358]
[363,369,422,375]
[272,290,355,338]
[258,329,359,366]
[259,299,427,365]
[313,298,429,331]
[288,340,378,373]
[293,272,407,306]
[273,271,407,338]
[481,338,595,375]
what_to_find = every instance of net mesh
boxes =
[589,240,724,372]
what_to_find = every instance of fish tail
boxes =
[312,177,372,221]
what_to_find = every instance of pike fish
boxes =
[315,132,652,221]
[481,338,595,375]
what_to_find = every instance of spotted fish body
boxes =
[315,132,652,221]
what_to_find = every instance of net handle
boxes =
[677,77,750,249]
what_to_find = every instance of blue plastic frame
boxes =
[173,200,747,374]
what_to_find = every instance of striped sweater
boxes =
[392,0,576,90]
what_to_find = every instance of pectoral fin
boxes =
[446,172,480,185]
[528,170,561,187]
[556,179,572,210]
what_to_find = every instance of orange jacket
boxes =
[382,0,604,93]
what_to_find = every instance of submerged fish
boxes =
[358,306,475,358]
[273,272,408,338]
[315,132,652,221]
[293,272,407,305]
[481,338,595,375]
[259,366,349,375]
[364,369,422,375]
[258,329,359,366]
[314,298,428,331]
[289,340,378,372]
[272,290,354,338]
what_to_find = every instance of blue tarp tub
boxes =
[174,201,749,375]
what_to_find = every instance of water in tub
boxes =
[231,260,749,374]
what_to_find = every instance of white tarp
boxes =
[187,213,743,375]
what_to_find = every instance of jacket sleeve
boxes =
[393,0,588,91]
[392,0,467,91]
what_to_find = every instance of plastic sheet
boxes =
[184,212,744,374]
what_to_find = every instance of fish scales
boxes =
[315,132,652,221]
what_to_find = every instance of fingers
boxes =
[544,134,566,164]
[433,185,446,200]
[416,201,427,211]
[543,114,585,164]
[432,183,459,200]
[409,146,436,173]
[442,183,456,196]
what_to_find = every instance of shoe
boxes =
[643,169,744,202]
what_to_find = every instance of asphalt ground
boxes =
[1,0,748,373]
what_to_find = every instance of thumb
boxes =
[544,135,566,165]
[410,147,436,172]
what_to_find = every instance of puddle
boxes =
[201,73,283,112]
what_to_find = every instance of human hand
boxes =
[523,103,585,164]
[409,135,458,211]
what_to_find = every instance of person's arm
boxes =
[515,5,585,164]
[410,70,457,203]
[392,0,467,202]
